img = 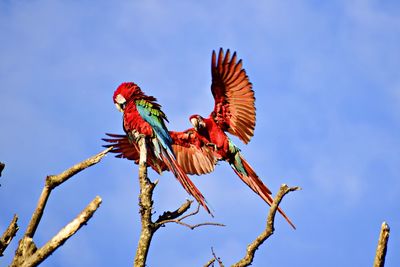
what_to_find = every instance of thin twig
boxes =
[231,184,300,267]
[162,220,225,230]
[212,247,224,267]
[373,222,390,267]
[156,203,225,230]
[0,214,19,256]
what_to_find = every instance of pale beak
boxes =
[190,117,199,130]
[115,103,124,112]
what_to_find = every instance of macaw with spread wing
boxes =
[188,48,295,229]
[111,82,211,214]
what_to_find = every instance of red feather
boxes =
[111,82,211,214]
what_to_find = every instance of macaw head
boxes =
[189,115,206,131]
[113,82,140,112]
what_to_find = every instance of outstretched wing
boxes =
[103,131,217,176]
[102,133,167,174]
[170,129,217,175]
[103,133,140,161]
[210,48,256,144]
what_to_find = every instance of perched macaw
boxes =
[188,48,295,229]
[111,82,211,214]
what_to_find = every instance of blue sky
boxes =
[1,0,399,266]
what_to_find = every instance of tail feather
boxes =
[161,148,212,215]
[232,154,296,229]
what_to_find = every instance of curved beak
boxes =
[115,103,124,112]
[190,117,199,130]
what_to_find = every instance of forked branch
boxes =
[10,148,111,267]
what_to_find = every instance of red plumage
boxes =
[111,82,211,214]
[188,49,295,229]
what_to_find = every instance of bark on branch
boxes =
[204,184,299,267]
[133,142,224,267]
[14,197,102,267]
[26,147,112,238]
[10,148,111,267]
[373,222,390,267]
[0,214,19,256]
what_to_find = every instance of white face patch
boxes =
[115,94,126,105]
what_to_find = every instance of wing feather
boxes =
[170,130,217,175]
[210,48,256,144]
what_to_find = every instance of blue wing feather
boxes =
[136,103,174,153]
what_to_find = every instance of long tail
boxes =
[161,147,212,215]
[231,153,295,229]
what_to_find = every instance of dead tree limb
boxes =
[0,214,19,256]
[10,148,111,267]
[230,184,300,267]
[133,138,224,267]
[15,197,102,267]
[373,222,390,267]
[26,147,112,238]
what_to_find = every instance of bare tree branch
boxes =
[10,148,111,267]
[19,196,102,267]
[26,147,112,238]
[0,214,19,256]
[134,162,156,267]
[133,139,225,267]
[204,258,216,267]
[373,221,390,267]
[212,247,225,267]
[231,184,300,267]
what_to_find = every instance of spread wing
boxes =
[103,133,139,161]
[102,133,167,174]
[103,131,216,175]
[170,129,217,175]
[211,48,256,144]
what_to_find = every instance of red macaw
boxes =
[111,82,211,214]
[188,48,295,229]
